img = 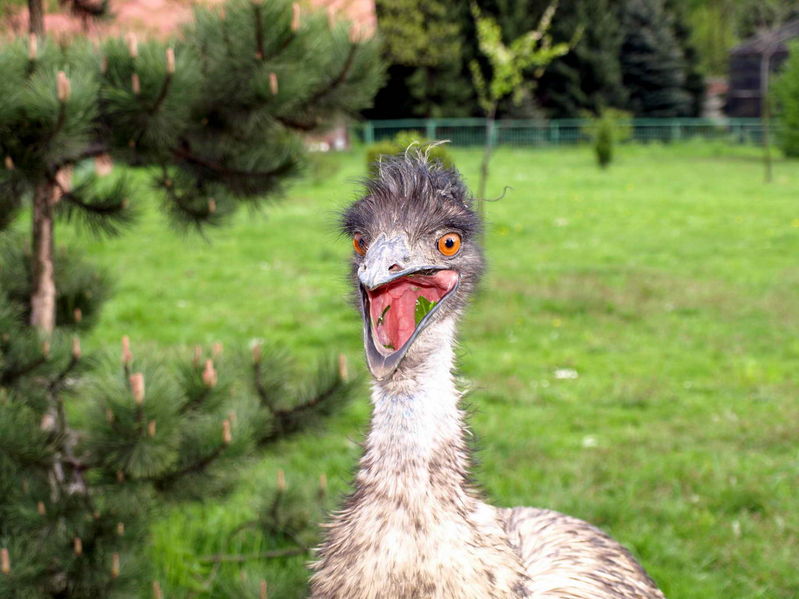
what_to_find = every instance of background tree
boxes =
[367,0,472,118]
[535,0,629,118]
[774,41,799,158]
[666,0,706,116]
[619,0,691,117]
[581,107,632,168]
[750,3,795,182]
[469,0,571,210]
[0,0,382,595]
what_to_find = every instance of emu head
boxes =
[341,153,484,381]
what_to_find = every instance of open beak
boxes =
[358,235,459,381]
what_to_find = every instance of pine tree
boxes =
[619,0,692,117]
[1,0,383,334]
[536,0,629,118]
[666,0,706,117]
[0,0,381,595]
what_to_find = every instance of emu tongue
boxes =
[367,270,458,353]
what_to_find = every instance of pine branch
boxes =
[277,44,359,131]
[0,356,47,386]
[253,3,265,60]
[152,444,226,491]
[172,145,295,182]
[260,367,353,444]
[198,547,306,564]
[54,174,135,238]
[307,44,359,107]
[131,61,175,149]
[46,353,79,394]
[49,142,110,175]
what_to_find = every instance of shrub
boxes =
[774,41,799,158]
[365,130,455,175]
[581,108,632,169]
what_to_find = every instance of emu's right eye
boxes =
[353,233,367,256]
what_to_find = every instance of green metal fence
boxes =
[356,118,768,147]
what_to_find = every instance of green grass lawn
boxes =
[64,141,799,598]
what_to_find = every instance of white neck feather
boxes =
[366,319,464,476]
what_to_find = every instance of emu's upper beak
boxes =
[357,234,459,381]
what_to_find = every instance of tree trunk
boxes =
[31,182,56,334]
[27,0,44,37]
[761,46,773,184]
[477,107,496,225]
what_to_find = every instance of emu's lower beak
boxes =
[357,235,458,381]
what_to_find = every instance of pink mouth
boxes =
[366,270,458,353]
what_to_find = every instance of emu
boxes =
[310,154,665,599]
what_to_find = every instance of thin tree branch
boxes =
[198,547,307,564]
[153,444,225,490]
[252,2,265,60]
[276,44,358,131]
[172,145,295,180]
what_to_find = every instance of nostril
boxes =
[388,264,402,272]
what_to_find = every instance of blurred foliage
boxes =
[0,0,377,595]
[620,0,692,117]
[0,235,112,332]
[365,131,455,175]
[581,107,633,168]
[774,41,799,158]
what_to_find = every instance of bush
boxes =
[365,130,455,175]
[581,108,632,169]
[774,41,799,158]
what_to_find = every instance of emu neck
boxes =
[363,324,469,500]
[311,322,529,598]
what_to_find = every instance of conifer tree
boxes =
[1,0,383,334]
[0,0,382,595]
[666,0,706,117]
[536,0,629,118]
[619,0,691,117]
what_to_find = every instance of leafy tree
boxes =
[0,0,382,595]
[774,41,799,157]
[469,0,571,210]
[619,0,692,117]
[368,0,473,118]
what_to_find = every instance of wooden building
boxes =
[726,20,799,117]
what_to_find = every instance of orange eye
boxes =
[437,232,461,257]
[353,233,367,256]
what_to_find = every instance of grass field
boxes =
[63,141,799,598]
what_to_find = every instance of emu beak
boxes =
[358,235,459,381]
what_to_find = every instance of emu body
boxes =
[310,155,665,599]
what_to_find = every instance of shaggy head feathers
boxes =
[341,153,482,249]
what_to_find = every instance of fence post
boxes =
[426,119,436,140]
[550,121,560,145]
[363,121,374,145]
[671,120,681,142]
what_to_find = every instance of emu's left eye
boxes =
[353,233,367,256]
[437,232,462,257]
